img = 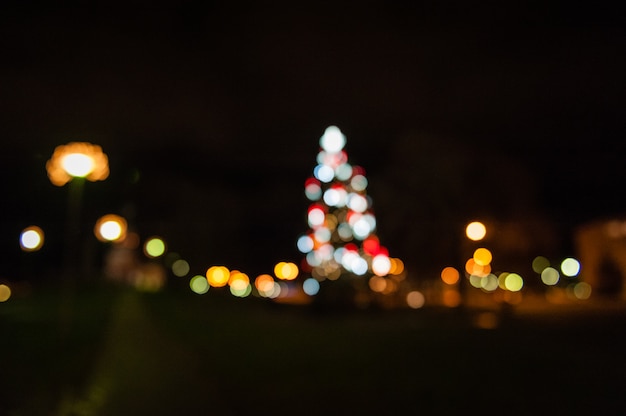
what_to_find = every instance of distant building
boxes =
[575,218,626,298]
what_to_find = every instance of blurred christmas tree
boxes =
[296,126,404,309]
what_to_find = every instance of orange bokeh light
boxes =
[206,266,230,287]
[46,142,109,186]
[441,266,460,285]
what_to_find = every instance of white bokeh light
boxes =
[319,126,346,153]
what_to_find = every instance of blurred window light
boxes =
[20,226,44,252]
[144,237,166,258]
[319,125,346,153]
[561,258,581,277]
[466,221,487,241]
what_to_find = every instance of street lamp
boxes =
[46,142,109,278]
[46,142,109,186]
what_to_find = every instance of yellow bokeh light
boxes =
[206,266,230,287]
[466,221,486,241]
[94,214,127,242]
[0,284,11,302]
[144,237,166,258]
[441,266,460,285]
[274,262,299,280]
[20,226,44,252]
[561,258,581,277]
[46,142,109,186]
[504,273,524,292]
[473,248,492,266]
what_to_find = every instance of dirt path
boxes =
[55,290,228,416]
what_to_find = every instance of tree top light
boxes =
[46,142,109,186]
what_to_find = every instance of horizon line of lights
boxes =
[6,131,599,310]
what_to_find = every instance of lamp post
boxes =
[46,142,109,281]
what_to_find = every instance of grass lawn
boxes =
[2,281,626,415]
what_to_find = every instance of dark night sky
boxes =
[1,1,625,276]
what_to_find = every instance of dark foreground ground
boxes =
[1,281,625,416]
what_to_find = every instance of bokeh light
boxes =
[20,226,44,252]
[94,214,127,242]
[319,125,346,153]
[532,256,550,274]
[255,274,279,298]
[573,282,592,300]
[371,254,391,276]
[466,221,486,241]
[0,284,11,302]
[274,262,299,280]
[303,278,320,296]
[473,248,492,266]
[190,275,209,294]
[541,267,560,286]
[504,273,524,292]
[206,266,230,287]
[144,237,166,258]
[46,142,109,186]
[441,266,460,285]
[406,291,425,309]
[171,259,190,277]
[229,271,251,297]
[561,258,581,277]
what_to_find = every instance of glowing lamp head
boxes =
[20,226,44,252]
[94,214,128,242]
[61,153,95,177]
[46,142,109,186]
[466,221,487,241]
